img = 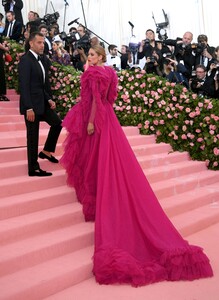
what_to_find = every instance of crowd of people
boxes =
[1,1,219,100]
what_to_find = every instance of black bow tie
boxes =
[37,55,42,61]
[111,56,115,59]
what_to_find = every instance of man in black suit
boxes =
[3,10,22,42]
[3,0,24,26]
[18,32,62,177]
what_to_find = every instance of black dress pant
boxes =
[25,107,62,173]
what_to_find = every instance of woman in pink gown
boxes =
[60,45,213,286]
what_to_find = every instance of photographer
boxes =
[144,49,163,76]
[190,64,216,98]
[71,24,90,71]
[138,29,161,59]
[163,55,189,88]
[163,31,196,79]
[194,34,215,70]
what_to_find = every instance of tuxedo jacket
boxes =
[4,0,24,25]
[3,20,22,42]
[18,51,52,115]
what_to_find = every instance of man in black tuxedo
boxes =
[3,0,24,26]
[18,32,62,177]
[3,10,22,42]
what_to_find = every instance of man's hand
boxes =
[26,109,35,122]
[48,99,56,110]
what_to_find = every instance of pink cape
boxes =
[60,66,213,286]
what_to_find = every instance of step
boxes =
[0,222,94,277]
[0,107,20,115]
[0,246,94,300]
[0,157,63,179]
[152,169,219,199]
[6,89,18,96]
[0,121,51,132]
[0,101,20,108]
[161,183,219,217]
[138,151,189,168]
[0,186,76,220]
[0,142,64,163]
[0,114,24,123]
[172,203,219,237]
[126,134,157,146]
[0,202,84,246]
[0,169,67,198]
[144,159,207,183]
[132,142,171,156]
[0,128,66,148]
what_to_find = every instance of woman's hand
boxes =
[87,122,94,135]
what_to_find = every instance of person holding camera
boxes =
[2,0,23,26]
[163,56,189,88]
[163,31,196,80]
[189,64,216,98]
[71,24,90,71]
[143,49,163,76]
[194,34,215,70]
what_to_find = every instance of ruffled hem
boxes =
[93,246,213,287]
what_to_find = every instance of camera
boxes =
[60,31,80,45]
[147,56,157,63]
[191,42,206,54]
[74,35,91,53]
[143,38,150,45]
[41,12,60,26]
[163,52,173,64]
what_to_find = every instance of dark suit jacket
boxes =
[4,0,24,25]
[3,20,22,42]
[18,51,52,115]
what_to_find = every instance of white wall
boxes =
[1,0,218,49]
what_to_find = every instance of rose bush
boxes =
[4,41,219,170]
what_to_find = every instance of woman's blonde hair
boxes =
[91,45,107,63]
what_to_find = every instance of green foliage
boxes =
[4,41,219,170]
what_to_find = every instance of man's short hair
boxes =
[146,29,155,34]
[108,44,117,52]
[29,31,44,42]
[198,34,208,43]
[196,64,206,72]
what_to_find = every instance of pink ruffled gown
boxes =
[60,65,213,286]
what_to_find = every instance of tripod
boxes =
[63,0,69,32]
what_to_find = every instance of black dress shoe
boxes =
[0,95,10,101]
[28,168,53,177]
[39,151,59,163]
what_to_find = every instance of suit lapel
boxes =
[28,51,44,85]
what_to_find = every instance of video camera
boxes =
[60,31,80,45]
[41,12,60,26]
